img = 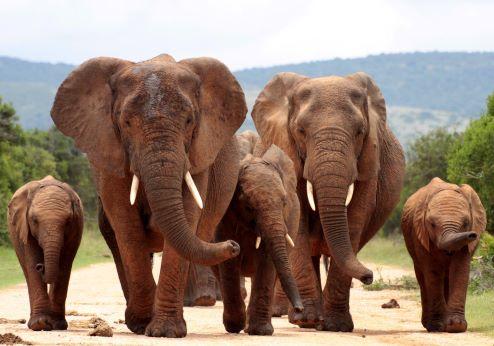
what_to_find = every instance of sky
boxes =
[1,0,494,70]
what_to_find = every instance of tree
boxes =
[448,93,494,234]
[383,128,460,235]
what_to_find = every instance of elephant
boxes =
[216,131,303,335]
[7,176,83,331]
[183,131,260,307]
[251,72,405,331]
[401,177,486,333]
[51,54,247,338]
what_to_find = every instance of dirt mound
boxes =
[0,333,31,345]
[381,298,400,309]
[87,317,113,337]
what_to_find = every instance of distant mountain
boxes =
[1,52,493,145]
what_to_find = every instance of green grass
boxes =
[358,234,413,270]
[466,291,494,336]
[0,227,111,289]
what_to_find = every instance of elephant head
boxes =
[8,176,83,284]
[51,54,247,265]
[403,177,486,253]
[237,144,303,312]
[251,72,385,284]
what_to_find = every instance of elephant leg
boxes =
[219,257,245,333]
[100,178,156,335]
[312,255,322,290]
[322,263,353,332]
[414,264,430,329]
[98,200,129,302]
[145,244,189,338]
[445,249,470,333]
[184,264,217,307]
[272,278,289,317]
[287,220,323,328]
[18,241,53,331]
[245,252,276,336]
[48,243,79,330]
[422,265,447,332]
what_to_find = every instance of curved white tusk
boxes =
[345,183,354,207]
[185,171,204,209]
[285,233,295,247]
[307,180,316,211]
[255,236,261,249]
[130,175,139,205]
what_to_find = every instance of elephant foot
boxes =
[28,314,53,331]
[288,299,323,328]
[223,314,246,333]
[145,316,187,338]
[194,294,216,307]
[423,318,445,332]
[245,321,274,336]
[445,314,467,333]
[322,310,354,332]
[125,308,152,335]
[50,316,68,330]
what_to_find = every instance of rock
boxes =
[87,317,113,337]
[0,333,31,345]
[381,298,400,309]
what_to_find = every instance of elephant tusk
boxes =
[185,171,204,209]
[255,236,261,249]
[345,183,354,207]
[307,180,316,211]
[285,233,295,247]
[130,175,139,205]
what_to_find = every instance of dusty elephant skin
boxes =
[50,54,247,338]
[7,176,83,332]
[215,131,303,336]
[251,72,406,331]
[401,177,486,333]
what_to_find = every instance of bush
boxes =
[470,233,494,294]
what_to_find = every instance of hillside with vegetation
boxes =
[1,52,494,145]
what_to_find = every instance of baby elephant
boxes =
[8,176,83,331]
[401,177,486,333]
[216,137,303,336]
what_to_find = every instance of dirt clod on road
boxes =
[0,332,31,345]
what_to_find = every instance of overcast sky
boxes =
[1,0,493,70]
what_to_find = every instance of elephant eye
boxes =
[463,220,469,228]
[186,116,193,125]
[430,221,436,229]
[297,127,305,135]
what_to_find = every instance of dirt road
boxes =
[0,259,492,346]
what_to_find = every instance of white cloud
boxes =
[0,0,493,70]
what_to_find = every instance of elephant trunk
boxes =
[437,228,477,252]
[261,215,303,312]
[42,230,63,284]
[140,142,238,266]
[311,137,373,285]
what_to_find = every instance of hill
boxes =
[1,52,494,145]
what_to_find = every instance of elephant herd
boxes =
[6,54,486,338]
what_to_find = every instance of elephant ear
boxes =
[459,184,486,253]
[403,185,431,252]
[51,57,133,177]
[251,72,308,176]
[347,72,386,181]
[180,58,247,174]
[8,182,39,244]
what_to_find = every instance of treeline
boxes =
[0,96,96,245]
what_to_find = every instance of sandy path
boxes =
[0,259,492,346]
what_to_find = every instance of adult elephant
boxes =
[251,72,405,331]
[51,54,247,337]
